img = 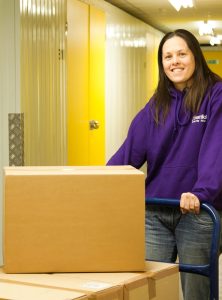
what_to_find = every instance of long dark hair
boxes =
[153,29,221,123]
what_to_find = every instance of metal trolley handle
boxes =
[145,197,221,300]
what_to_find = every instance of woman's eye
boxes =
[164,55,171,60]
[179,53,186,57]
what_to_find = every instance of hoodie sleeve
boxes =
[191,86,222,204]
[107,108,148,169]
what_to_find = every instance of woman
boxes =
[107,29,222,300]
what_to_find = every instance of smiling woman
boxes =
[107,29,222,300]
[162,36,195,91]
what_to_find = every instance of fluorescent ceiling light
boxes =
[181,0,193,8]
[198,21,214,36]
[169,0,193,11]
[210,36,221,46]
[169,0,181,11]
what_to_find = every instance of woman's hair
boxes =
[153,28,221,123]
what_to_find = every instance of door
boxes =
[67,0,105,165]
[88,5,105,165]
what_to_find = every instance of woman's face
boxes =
[162,36,195,91]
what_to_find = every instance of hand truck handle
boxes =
[145,197,221,300]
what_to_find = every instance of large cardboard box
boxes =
[3,166,145,273]
[0,261,179,300]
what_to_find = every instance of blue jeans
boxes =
[145,205,222,300]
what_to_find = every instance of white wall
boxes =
[104,10,163,162]
[0,0,20,265]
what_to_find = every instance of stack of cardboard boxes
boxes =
[1,166,179,299]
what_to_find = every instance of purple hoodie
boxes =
[107,82,222,210]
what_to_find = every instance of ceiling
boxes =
[104,0,222,46]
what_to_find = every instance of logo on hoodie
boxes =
[192,114,207,123]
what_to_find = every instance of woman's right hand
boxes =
[180,192,200,214]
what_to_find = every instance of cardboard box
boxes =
[0,281,87,300]
[0,261,179,300]
[145,261,179,300]
[59,273,150,300]
[3,166,145,273]
[0,269,123,300]
[55,261,179,300]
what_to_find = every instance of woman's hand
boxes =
[180,192,200,214]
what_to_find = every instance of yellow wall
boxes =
[67,0,89,165]
[203,50,222,77]
[67,0,105,165]
[88,5,106,165]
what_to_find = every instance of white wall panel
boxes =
[103,5,163,161]
[20,0,67,166]
[0,0,20,265]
